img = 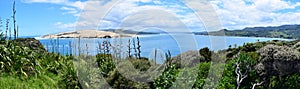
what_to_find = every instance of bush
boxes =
[199,47,212,62]
[96,54,115,77]
[130,58,151,71]
[154,64,179,89]
[193,62,211,88]
[256,44,300,88]
[0,38,81,88]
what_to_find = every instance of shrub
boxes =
[199,47,212,62]
[154,64,179,89]
[96,54,115,77]
[193,62,211,88]
[256,44,300,88]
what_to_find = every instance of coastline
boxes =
[40,30,134,39]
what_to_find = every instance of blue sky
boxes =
[0,0,300,36]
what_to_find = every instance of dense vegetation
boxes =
[1,27,300,88]
[0,34,81,88]
[3,1,300,88]
[196,24,300,39]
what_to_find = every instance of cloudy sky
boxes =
[0,0,300,36]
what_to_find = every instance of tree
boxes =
[102,38,111,54]
[127,39,131,57]
[5,19,9,39]
[199,47,212,62]
[0,18,5,44]
[165,50,172,68]
[132,38,138,59]
[137,37,141,59]
[234,54,255,89]
[12,0,17,39]
[241,43,256,52]
[192,62,211,88]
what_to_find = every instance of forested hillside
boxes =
[196,25,300,39]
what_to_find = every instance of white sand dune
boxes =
[41,30,134,38]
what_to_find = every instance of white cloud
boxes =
[140,0,152,3]
[54,21,76,30]
[60,6,79,16]
[29,0,300,32]
[118,9,188,32]
[60,6,75,11]
[253,0,300,12]
[23,0,215,32]
[209,0,300,29]
[22,0,86,16]
[21,0,68,4]
[58,0,203,32]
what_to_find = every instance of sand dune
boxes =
[41,30,133,38]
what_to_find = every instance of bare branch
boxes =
[252,81,264,89]
[235,62,249,89]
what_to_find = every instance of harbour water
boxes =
[37,34,290,63]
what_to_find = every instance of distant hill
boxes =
[195,24,300,39]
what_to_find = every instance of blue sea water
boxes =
[37,34,290,63]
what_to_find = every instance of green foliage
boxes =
[0,42,39,77]
[154,64,179,89]
[280,72,300,88]
[226,41,267,59]
[218,53,258,89]
[59,56,82,89]
[95,55,154,88]
[130,57,151,71]
[102,58,154,89]
[105,69,151,89]
[1,31,300,89]
[0,73,60,89]
[193,62,211,88]
[165,50,174,67]
[241,43,257,52]
[0,38,81,88]
[217,60,237,89]
[154,65,179,89]
[246,52,259,61]
[0,33,5,44]
[199,47,212,62]
[96,54,115,77]
[13,38,45,51]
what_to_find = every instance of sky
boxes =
[0,0,300,36]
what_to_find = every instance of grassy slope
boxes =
[0,73,59,89]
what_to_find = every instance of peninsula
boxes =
[195,24,300,39]
[41,30,134,38]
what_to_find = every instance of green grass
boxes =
[0,73,60,89]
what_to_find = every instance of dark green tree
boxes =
[199,47,212,62]
[12,0,17,39]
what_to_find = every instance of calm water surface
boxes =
[37,34,290,63]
